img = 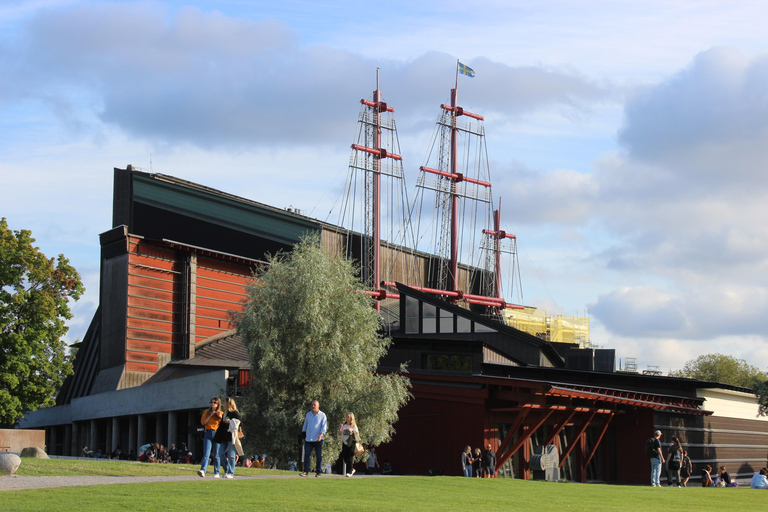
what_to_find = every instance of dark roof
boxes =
[479,361,755,397]
[189,331,250,367]
[394,282,566,367]
[143,331,250,385]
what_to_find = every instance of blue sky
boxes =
[2,0,768,373]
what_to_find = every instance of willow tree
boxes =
[233,236,411,466]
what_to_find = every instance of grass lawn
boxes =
[4,459,765,511]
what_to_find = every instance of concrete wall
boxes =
[698,388,765,421]
[0,428,46,454]
[18,370,228,428]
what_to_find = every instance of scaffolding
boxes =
[504,308,591,348]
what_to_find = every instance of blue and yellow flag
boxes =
[458,62,475,78]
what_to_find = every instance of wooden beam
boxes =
[542,409,577,447]
[496,408,529,461]
[558,410,597,468]
[495,409,555,472]
[583,412,614,468]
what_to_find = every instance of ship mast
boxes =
[340,70,415,312]
[405,61,524,311]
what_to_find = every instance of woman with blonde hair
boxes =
[198,396,223,478]
[217,397,242,479]
[338,412,360,477]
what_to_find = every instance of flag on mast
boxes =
[458,62,475,78]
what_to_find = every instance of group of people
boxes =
[197,396,243,479]
[648,429,755,488]
[648,430,693,487]
[298,399,389,477]
[194,398,384,479]
[700,464,738,487]
[461,444,497,478]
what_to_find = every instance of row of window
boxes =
[404,296,497,335]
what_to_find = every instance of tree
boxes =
[233,236,411,466]
[673,353,767,388]
[0,218,84,427]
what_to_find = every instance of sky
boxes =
[2,0,768,374]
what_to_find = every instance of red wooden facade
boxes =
[121,235,256,375]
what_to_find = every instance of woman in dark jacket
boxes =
[666,436,682,487]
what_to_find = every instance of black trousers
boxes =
[341,443,355,474]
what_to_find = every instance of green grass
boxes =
[4,459,765,511]
[14,458,284,477]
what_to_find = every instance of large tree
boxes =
[673,353,767,388]
[0,218,84,426]
[234,236,411,466]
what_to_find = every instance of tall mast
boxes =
[341,71,415,311]
[372,70,383,310]
[408,65,525,311]
[449,87,459,293]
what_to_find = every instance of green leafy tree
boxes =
[0,218,84,426]
[234,236,411,466]
[673,353,766,388]
[754,380,768,417]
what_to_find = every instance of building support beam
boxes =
[558,410,597,469]
[583,413,614,470]
[496,409,555,475]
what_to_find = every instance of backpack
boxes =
[644,438,656,458]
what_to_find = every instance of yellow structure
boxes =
[504,307,591,348]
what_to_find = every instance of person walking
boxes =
[198,397,224,478]
[218,397,242,479]
[300,400,327,477]
[648,430,665,487]
[338,412,360,477]
[680,450,692,486]
[666,436,682,487]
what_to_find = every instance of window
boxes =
[474,322,497,333]
[425,353,473,372]
[405,296,419,333]
[423,303,437,333]
[439,310,454,333]
[457,316,472,333]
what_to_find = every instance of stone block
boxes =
[0,453,21,475]
[20,446,49,459]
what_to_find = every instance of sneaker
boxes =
[213,474,220,479]
[300,472,308,477]
[350,469,355,476]
[346,473,352,477]
[197,470,205,478]
[226,474,234,479]
[315,473,321,477]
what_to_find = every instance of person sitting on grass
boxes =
[143,443,159,463]
[751,468,768,489]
